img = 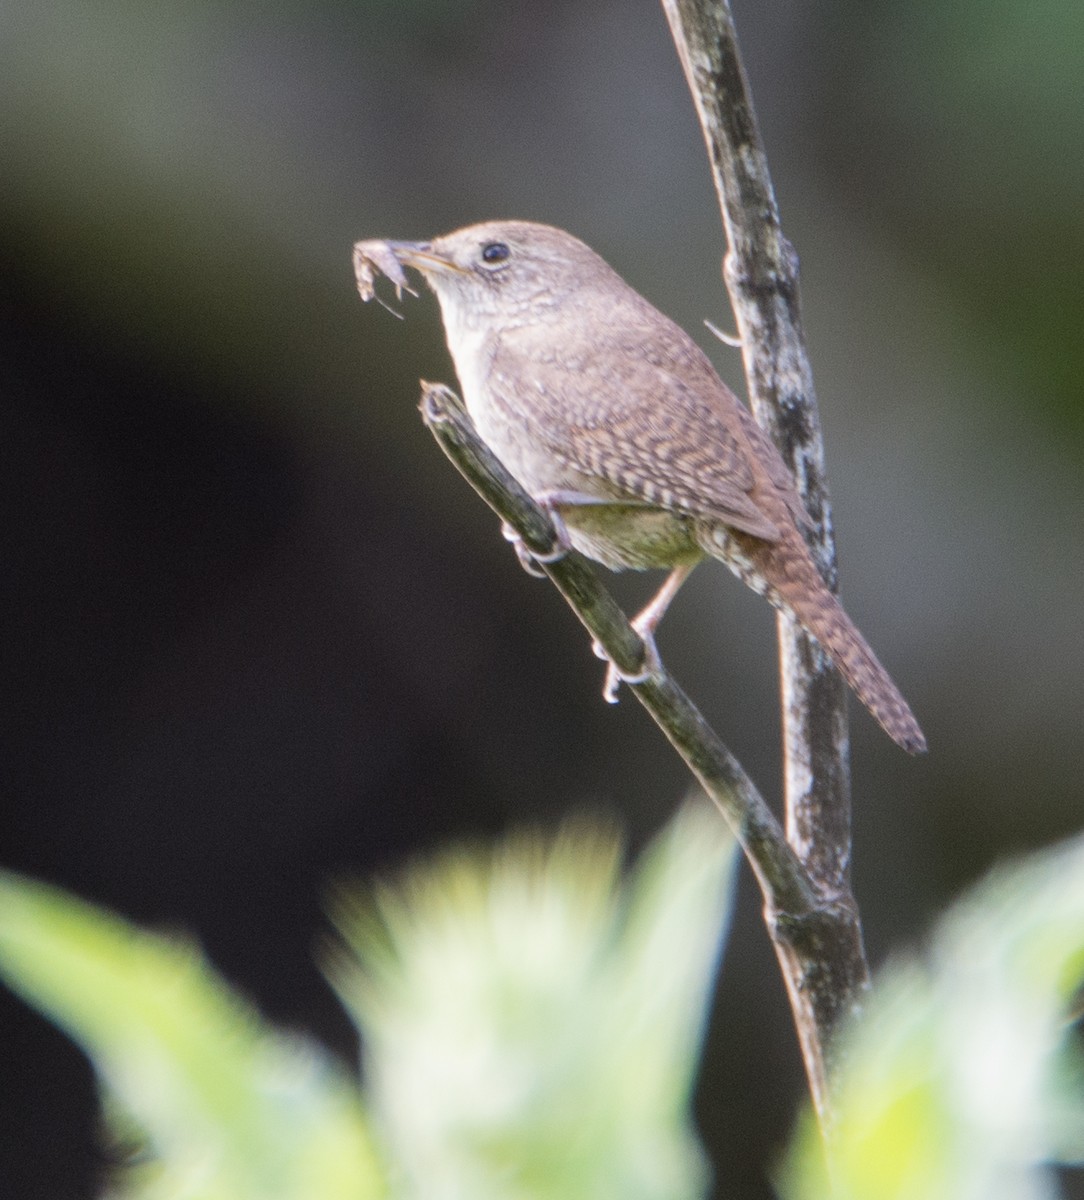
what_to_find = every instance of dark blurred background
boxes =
[1,1,1081,1196]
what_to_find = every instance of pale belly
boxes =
[560,502,704,571]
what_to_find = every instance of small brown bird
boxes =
[354,221,925,753]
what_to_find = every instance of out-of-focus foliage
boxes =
[329,801,739,1200]
[782,834,1084,1200]
[0,872,383,1200]
[0,802,738,1199]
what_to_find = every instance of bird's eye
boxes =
[481,242,510,264]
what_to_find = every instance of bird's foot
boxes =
[501,504,571,577]
[592,619,663,703]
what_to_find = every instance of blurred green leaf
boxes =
[781,834,1084,1200]
[328,801,740,1200]
[0,871,383,1200]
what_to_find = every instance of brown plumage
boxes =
[355,221,925,753]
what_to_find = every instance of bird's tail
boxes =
[781,559,927,755]
[704,518,927,753]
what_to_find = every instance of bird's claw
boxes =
[592,625,663,703]
[501,508,572,577]
[503,525,548,576]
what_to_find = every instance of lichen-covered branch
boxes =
[659,0,871,1122]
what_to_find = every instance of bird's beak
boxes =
[385,241,468,276]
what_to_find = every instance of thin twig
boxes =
[420,382,816,917]
[659,0,870,1121]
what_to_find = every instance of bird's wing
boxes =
[732,402,815,532]
[489,318,783,540]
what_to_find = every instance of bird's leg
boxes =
[594,562,697,702]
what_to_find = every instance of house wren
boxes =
[354,221,925,754]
